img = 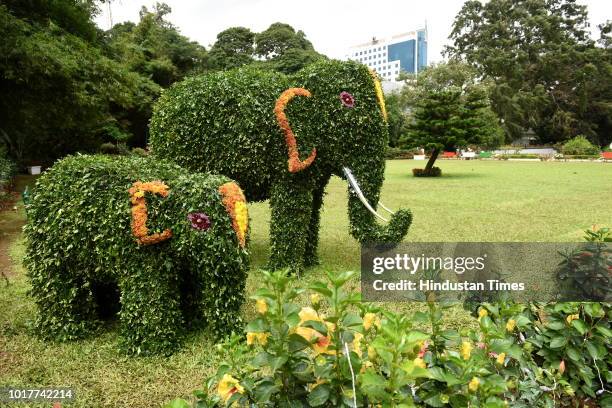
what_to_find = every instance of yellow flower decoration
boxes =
[299,307,320,324]
[247,332,269,346]
[496,352,506,365]
[218,182,248,248]
[255,299,268,315]
[310,293,321,306]
[413,357,426,369]
[217,374,244,403]
[363,313,380,331]
[506,319,517,332]
[566,314,579,324]
[234,201,248,241]
[478,308,488,320]
[460,341,472,360]
[368,69,387,121]
[468,377,480,392]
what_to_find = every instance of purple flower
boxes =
[339,91,355,108]
[187,212,211,231]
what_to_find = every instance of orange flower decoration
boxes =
[274,87,317,173]
[128,181,172,246]
[219,182,248,248]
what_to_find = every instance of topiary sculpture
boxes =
[149,60,412,274]
[23,155,249,355]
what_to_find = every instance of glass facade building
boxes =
[346,28,428,81]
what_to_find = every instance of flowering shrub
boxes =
[24,155,250,355]
[168,265,610,407]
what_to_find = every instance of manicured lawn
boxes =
[1,160,611,407]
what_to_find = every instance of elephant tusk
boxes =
[342,167,389,223]
[378,202,395,215]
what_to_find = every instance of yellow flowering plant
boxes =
[167,268,611,407]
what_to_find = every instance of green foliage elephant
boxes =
[149,60,412,273]
[23,155,249,355]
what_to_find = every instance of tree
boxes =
[0,3,160,164]
[446,0,612,146]
[385,92,409,147]
[253,22,323,73]
[208,27,255,70]
[104,3,208,87]
[402,62,499,173]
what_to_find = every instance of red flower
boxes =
[188,212,211,231]
[339,91,355,108]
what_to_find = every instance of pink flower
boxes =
[187,212,211,231]
[339,91,355,108]
[418,341,429,358]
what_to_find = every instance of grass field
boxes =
[1,160,611,407]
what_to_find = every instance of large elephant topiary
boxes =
[23,155,249,355]
[149,59,412,273]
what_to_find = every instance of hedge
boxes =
[149,60,412,274]
[23,154,250,355]
[412,167,442,177]
[385,147,415,160]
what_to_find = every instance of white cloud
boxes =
[95,0,611,63]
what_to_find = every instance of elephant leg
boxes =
[268,180,313,275]
[304,177,329,267]
[118,256,184,355]
[32,266,98,341]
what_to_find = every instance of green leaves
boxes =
[307,383,331,406]
[24,154,249,355]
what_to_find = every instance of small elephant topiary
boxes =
[149,59,413,274]
[23,155,249,355]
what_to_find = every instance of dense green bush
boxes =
[150,60,412,274]
[99,142,130,155]
[23,154,250,355]
[385,147,414,160]
[412,167,442,177]
[561,136,600,156]
[168,269,611,407]
[0,146,16,203]
[560,154,600,160]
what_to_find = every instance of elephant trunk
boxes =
[344,165,413,244]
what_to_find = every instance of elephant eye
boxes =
[339,91,355,108]
[187,212,211,231]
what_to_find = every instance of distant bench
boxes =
[441,152,457,159]
[602,152,612,162]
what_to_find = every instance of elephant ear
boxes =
[274,87,317,173]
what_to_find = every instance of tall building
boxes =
[346,27,428,81]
